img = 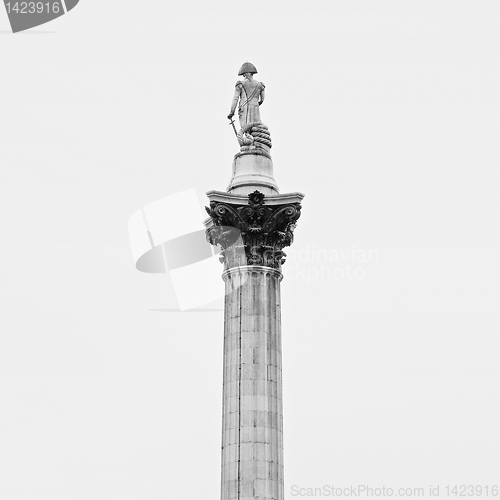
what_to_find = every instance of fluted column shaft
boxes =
[221,266,284,500]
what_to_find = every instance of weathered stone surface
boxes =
[219,266,284,500]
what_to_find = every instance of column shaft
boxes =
[221,266,284,500]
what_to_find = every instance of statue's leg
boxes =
[238,106,246,129]
[248,104,260,124]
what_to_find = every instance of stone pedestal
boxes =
[227,153,279,196]
[206,150,304,500]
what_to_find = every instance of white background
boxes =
[0,1,499,498]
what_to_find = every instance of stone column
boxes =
[206,183,303,500]
[221,266,283,500]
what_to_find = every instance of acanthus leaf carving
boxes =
[206,191,301,271]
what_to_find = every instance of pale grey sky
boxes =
[1,1,499,499]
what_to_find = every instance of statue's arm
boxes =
[228,82,242,119]
[259,82,265,106]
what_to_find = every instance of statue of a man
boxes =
[227,62,265,128]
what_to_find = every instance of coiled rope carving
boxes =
[237,121,272,151]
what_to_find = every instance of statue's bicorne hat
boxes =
[238,62,258,76]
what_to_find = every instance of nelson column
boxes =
[205,62,304,500]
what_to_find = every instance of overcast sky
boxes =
[1,1,499,499]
